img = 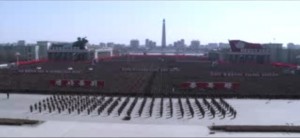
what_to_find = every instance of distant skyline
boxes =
[1,1,300,46]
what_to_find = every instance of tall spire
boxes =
[162,19,166,48]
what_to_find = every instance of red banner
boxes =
[180,82,191,89]
[97,81,104,88]
[214,82,225,90]
[61,80,69,87]
[49,80,56,86]
[73,80,80,87]
[84,80,92,87]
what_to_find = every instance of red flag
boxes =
[229,40,262,52]
[73,80,80,87]
[97,81,104,88]
[61,80,69,87]
[84,80,92,87]
[196,82,208,89]
[232,82,240,90]
[49,80,56,86]
[214,82,225,90]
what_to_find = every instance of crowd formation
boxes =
[29,94,237,120]
[4,55,297,96]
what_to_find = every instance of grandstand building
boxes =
[216,40,283,64]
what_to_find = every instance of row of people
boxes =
[194,98,205,118]
[211,98,227,119]
[185,98,194,118]
[203,98,216,119]
[107,97,121,116]
[166,97,173,118]
[177,98,184,118]
[137,97,147,117]
[147,97,155,117]
[156,97,164,118]
[117,97,130,116]
[126,97,138,117]
[97,97,113,115]
[219,98,237,119]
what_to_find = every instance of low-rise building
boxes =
[190,40,200,49]
[0,43,41,63]
[130,39,140,48]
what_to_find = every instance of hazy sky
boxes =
[1,1,300,46]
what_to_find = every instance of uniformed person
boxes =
[30,105,33,112]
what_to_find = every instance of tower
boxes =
[161,19,166,48]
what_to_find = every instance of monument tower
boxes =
[161,19,166,48]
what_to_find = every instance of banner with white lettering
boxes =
[49,79,104,88]
[179,81,240,90]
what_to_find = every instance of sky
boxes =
[1,1,300,46]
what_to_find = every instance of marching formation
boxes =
[29,94,237,120]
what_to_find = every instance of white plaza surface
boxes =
[0,94,300,137]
